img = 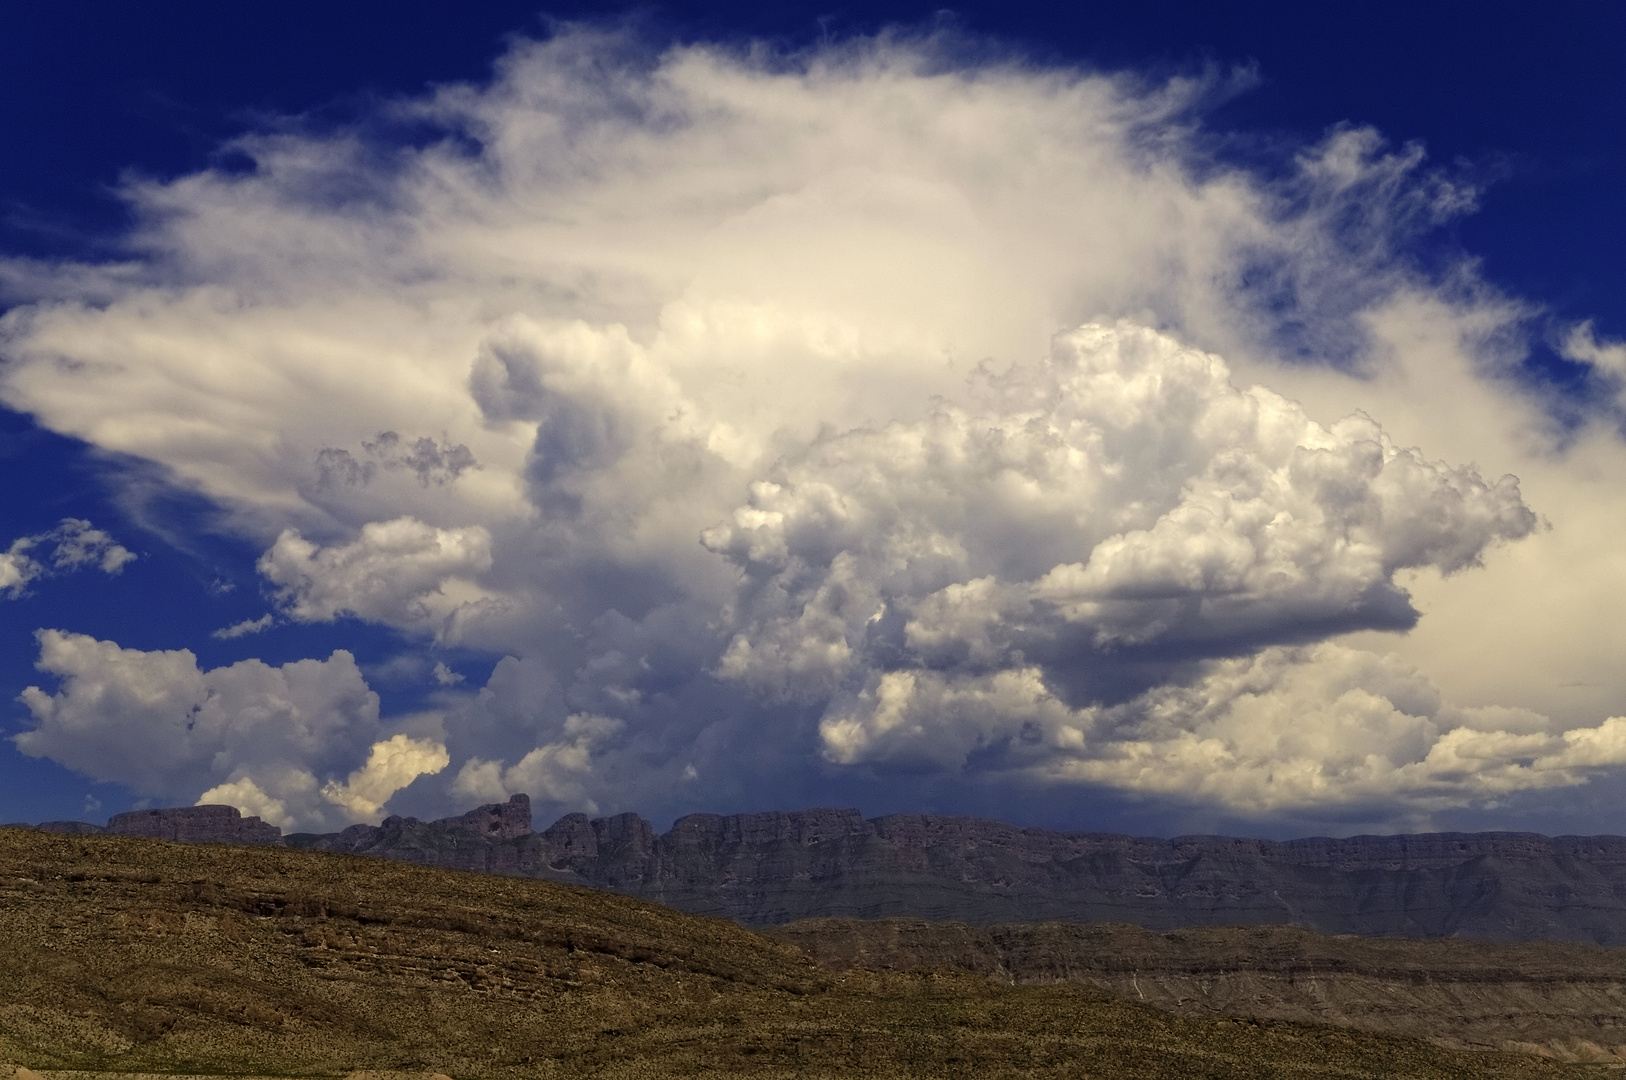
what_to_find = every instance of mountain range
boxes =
[30,795,1626,944]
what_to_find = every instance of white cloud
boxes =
[452,713,622,815]
[258,517,497,641]
[0,519,134,597]
[196,775,301,831]
[320,733,450,819]
[1559,321,1626,419]
[0,25,1619,828]
[212,613,274,640]
[709,323,1534,703]
[12,630,432,829]
[1561,321,1626,378]
[820,643,1626,816]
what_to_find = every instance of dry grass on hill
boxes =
[0,828,1613,1079]
[768,916,1626,1061]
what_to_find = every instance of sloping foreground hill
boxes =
[770,918,1626,1063]
[0,830,1604,1080]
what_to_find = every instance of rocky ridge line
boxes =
[18,797,1626,943]
[296,798,1626,943]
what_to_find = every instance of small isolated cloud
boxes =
[212,613,274,640]
[1560,321,1626,418]
[14,630,438,829]
[432,661,464,686]
[1561,321,1626,377]
[0,518,134,597]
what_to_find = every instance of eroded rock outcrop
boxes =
[24,795,1626,944]
[285,800,1626,944]
[105,805,283,846]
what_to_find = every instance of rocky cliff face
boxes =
[284,799,1626,945]
[289,794,546,874]
[102,805,284,846]
[24,796,1626,943]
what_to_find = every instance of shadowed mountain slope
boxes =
[282,797,1626,944]
[0,827,1604,1079]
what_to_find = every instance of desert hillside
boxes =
[0,828,1605,1079]
[770,918,1626,1062]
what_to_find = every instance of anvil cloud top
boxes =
[0,2,1622,837]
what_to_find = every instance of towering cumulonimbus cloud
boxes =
[3,26,1625,830]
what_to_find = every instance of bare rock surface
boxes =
[104,805,282,846]
[287,801,1626,944]
[24,796,1626,944]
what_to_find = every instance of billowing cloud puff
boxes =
[321,733,452,819]
[709,323,1534,696]
[0,26,1615,828]
[818,643,1626,813]
[453,713,623,815]
[258,517,497,641]
[14,631,444,829]
[0,519,134,596]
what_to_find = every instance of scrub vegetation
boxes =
[0,829,1612,1079]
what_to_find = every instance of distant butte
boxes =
[17,795,1626,944]
[105,804,284,846]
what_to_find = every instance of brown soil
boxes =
[0,828,1612,1079]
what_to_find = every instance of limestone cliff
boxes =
[285,799,1626,944]
[103,805,284,846]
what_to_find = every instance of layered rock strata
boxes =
[104,805,284,845]
[767,917,1626,1063]
[287,798,1626,945]
[17,795,1626,943]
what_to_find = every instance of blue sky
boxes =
[0,2,1622,837]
